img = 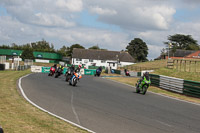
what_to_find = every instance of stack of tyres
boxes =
[0,64,5,71]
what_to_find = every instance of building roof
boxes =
[169,49,196,57]
[72,48,135,63]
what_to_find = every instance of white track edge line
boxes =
[105,77,200,106]
[18,74,95,133]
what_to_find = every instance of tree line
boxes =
[1,34,199,62]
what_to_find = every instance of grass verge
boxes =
[107,77,200,104]
[0,70,88,133]
[153,67,200,82]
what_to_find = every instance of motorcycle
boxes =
[65,69,72,82]
[135,77,151,95]
[55,67,63,78]
[94,69,101,77]
[48,67,56,76]
[69,72,82,86]
[125,70,130,76]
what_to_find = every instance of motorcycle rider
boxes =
[52,64,57,70]
[137,72,149,87]
[75,65,82,73]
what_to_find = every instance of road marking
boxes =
[71,90,81,124]
[155,120,172,127]
[105,77,200,106]
[18,74,95,133]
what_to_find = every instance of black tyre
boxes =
[55,73,59,78]
[72,78,77,86]
[135,83,140,93]
[142,86,147,95]
[66,75,70,82]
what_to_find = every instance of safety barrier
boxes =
[159,75,184,94]
[149,74,160,87]
[17,65,31,71]
[183,80,200,98]
[150,74,200,98]
[84,69,96,75]
[0,64,5,70]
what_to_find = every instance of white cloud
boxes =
[56,0,83,12]
[34,13,75,27]
[89,6,117,15]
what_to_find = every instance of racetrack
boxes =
[20,73,200,133]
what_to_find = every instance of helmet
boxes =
[54,64,57,67]
[79,65,81,68]
[144,72,149,77]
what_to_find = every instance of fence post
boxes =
[184,60,186,72]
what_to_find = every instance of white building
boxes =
[72,48,135,69]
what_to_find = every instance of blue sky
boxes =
[0,0,200,60]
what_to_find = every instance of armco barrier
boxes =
[183,80,200,98]
[150,74,200,98]
[159,75,183,94]
[149,74,160,87]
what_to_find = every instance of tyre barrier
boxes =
[0,64,5,71]
[150,74,200,98]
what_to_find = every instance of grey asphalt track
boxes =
[21,73,200,133]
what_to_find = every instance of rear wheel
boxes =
[136,83,140,93]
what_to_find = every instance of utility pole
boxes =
[168,42,172,59]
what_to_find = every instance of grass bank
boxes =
[153,67,200,82]
[0,70,88,133]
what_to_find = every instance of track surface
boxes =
[21,73,200,133]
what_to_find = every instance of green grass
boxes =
[0,70,88,133]
[153,67,200,82]
[121,60,168,71]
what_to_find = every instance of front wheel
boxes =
[135,83,140,93]
[55,73,59,78]
[142,86,148,95]
[72,78,77,86]
[66,75,70,82]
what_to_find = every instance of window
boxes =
[113,63,115,67]
[89,59,93,62]
[101,60,106,63]
[198,53,200,56]
[76,58,82,61]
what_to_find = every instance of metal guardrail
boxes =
[160,75,184,94]
[184,80,200,98]
[150,74,200,98]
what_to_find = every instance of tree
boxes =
[164,34,199,50]
[57,45,70,56]
[89,45,100,50]
[126,38,148,62]
[67,44,85,57]
[30,39,55,52]
[20,48,35,60]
